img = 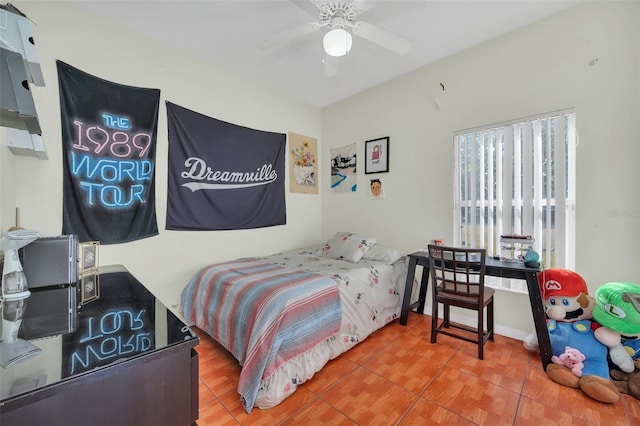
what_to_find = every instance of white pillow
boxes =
[317,232,377,263]
[362,244,404,264]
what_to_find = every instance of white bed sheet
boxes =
[252,246,414,409]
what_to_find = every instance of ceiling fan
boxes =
[257,0,413,77]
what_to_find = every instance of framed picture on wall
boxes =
[365,137,389,174]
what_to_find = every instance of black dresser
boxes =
[0,265,199,426]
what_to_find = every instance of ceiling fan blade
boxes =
[350,0,375,13]
[351,21,412,55]
[293,0,322,18]
[324,54,340,78]
[258,22,320,49]
[308,0,372,12]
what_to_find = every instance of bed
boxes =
[181,232,415,413]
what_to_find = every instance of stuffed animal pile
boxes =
[530,268,621,403]
[524,270,640,403]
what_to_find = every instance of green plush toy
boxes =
[592,282,640,372]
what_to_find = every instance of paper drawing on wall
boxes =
[369,178,384,199]
[330,143,357,193]
[289,132,318,194]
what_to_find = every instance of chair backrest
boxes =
[427,245,487,300]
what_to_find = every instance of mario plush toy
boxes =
[538,268,620,403]
[592,282,640,372]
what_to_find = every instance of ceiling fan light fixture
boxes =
[323,28,353,57]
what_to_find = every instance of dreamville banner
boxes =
[166,102,286,230]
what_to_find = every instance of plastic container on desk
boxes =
[499,236,534,262]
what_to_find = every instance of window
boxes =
[454,109,576,292]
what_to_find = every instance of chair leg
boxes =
[431,300,438,343]
[478,307,484,360]
[488,299,495,341]
[443,303,450,328]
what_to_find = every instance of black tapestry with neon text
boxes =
[57,61,160,244]
[166,102,286,230]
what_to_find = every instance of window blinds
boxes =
[454,110,576,292]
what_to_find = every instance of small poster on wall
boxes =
[330,143,357,193]
[289,132,318,194]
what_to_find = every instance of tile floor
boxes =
[194,313,640,425]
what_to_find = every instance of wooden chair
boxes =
[427,245,494,359]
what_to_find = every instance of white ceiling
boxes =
[72,0,581,108]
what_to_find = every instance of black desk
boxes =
[0,265,199,426]
[400,252,551,369]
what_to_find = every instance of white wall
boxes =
[1,1,638,340]
[321,1,640,338]
[0,1,323,312]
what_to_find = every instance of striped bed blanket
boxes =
[181,258,341,412]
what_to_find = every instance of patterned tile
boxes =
[320,366,416,424]
[190,318,638,425]
[302,355,359,395]
[197,396,238,426]
[199,349,241,397]
[391,326,461,365]
[622,394,640,424]
[218,386,317,425]
[362,344,444,393]
[340,329,394,364]
[514,396,592,426]
[445,338,529,394]
[399,397,476,425]
[521,364,629,424]
[199,379,217,407]
[422,365,520,425]
[279,398,356,425]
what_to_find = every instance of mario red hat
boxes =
[538,268,588,299]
